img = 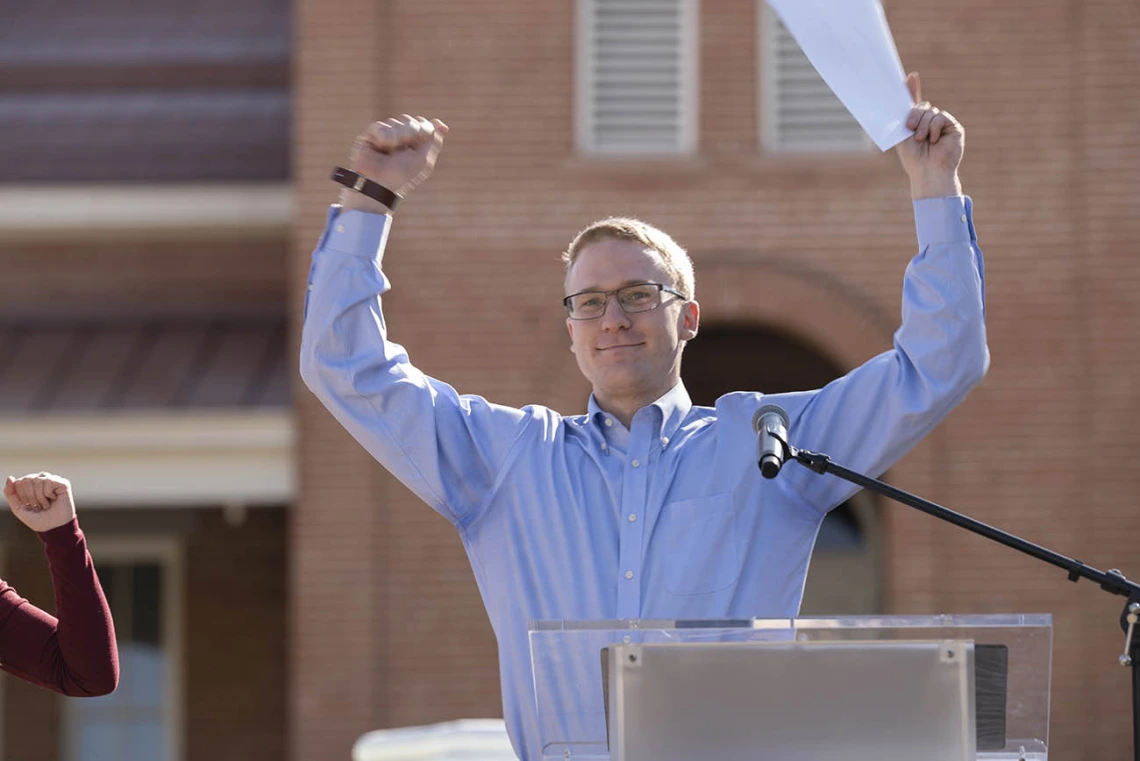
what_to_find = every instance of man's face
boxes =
[565,238,699,404]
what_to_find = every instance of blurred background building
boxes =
[0,0,1137,759]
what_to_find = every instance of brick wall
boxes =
[289,0,395,758]
[184,508,287,761]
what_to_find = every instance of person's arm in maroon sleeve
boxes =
[0,473,119,696]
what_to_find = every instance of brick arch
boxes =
[694,258,896,374]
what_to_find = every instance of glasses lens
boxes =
[568,292,607,319]
[617,284,662,313]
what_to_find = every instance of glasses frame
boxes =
[562,282,688,321]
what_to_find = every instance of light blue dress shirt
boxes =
[300,196,988,760]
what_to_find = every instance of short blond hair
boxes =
[562,217,696,300]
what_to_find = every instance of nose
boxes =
[598,294,632,332]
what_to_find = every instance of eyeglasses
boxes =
[563,282,687,321]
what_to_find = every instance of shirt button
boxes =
[631,459,640,468]
[604,418,613,427]
[336,224,345,233]
[627,513,637,523]
[960,214,967,223]
[622,635,632,644]
[624,570,634,580]
[661,436,669,447]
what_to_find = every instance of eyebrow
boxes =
[568,279,657,294]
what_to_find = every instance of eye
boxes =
[622,288,653,303]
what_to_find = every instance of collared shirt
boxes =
[300,196,988,760]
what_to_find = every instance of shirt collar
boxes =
[586,381,693,444]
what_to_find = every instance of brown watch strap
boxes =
[330,166,401,210]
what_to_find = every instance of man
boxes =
[300,72,987,760]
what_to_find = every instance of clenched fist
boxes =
[340,115,449,214]
[5,472,77,533]
[895,72,965,200]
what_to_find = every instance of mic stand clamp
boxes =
[1120,602,1140,668]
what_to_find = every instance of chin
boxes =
[594,371,648,398]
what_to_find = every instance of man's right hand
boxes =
[340,115,449,215]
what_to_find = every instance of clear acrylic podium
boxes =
[529,615,1051,761]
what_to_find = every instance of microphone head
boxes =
[751,404,789,433]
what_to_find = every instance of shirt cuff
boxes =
[913,195,976,249]
[321,206,392,262]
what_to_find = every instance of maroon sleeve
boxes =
[0,518,119,696]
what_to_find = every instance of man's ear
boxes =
[679,299,700,341]
[567,318,577,353]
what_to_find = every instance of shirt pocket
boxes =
[659,493,742,596]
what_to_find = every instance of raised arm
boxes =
[0,474,119,697]
[299,117,534,528]
[754,73,988,511]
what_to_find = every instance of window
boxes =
[63,540,182,761]
[760,4,871,153]
[576,0,698,156]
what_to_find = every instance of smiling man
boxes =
[300,72,988,761]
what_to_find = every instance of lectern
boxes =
[529,615,1051,761]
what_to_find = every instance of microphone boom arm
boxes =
[777,434,1140,760]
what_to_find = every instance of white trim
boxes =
[0,184,292,240]
[574,0,595,154]
[758,2,779,154]
[0,412,294,507]
[680,0,699,155]
[61,537,184,761]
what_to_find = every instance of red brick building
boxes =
[2,0,1139,759]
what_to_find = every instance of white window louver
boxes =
[577,0,698,156]
[762,5,871,153]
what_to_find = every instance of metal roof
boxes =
[0,318,289,415]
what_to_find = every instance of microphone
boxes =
[751,404,790,479]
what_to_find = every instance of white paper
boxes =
[766,0,914,151]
